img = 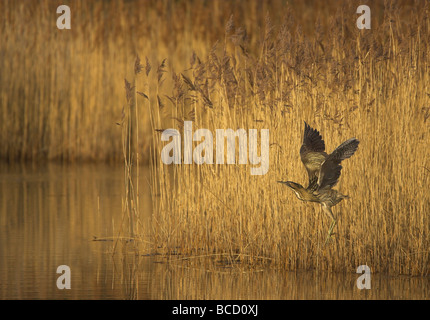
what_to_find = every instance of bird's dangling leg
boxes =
[322,204,337,245]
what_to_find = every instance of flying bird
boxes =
[278,121,359,244]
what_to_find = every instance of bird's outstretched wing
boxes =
[300,122,327,190]
[318,138,360,190]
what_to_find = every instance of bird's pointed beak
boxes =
[278,181,293,188]
[278,181,302,190]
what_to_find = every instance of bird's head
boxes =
[277,181,306,200]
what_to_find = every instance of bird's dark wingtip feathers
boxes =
[301,121,325,154]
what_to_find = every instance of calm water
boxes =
[0,163,428,300]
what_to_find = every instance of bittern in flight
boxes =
[278,122,359,244]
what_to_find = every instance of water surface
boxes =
[0,163,428,299]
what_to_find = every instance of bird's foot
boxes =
[324,219,337,245]
[324,232,336,245]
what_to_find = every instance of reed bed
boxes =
[141,1,430,275]
[1,0,429,275]
[0,0,293,162]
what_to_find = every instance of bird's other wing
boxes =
[317,138,360,190]
[300,122,327,190]
[329,138,360,161]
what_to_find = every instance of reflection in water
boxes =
[0,163,428,299]
[143,262,430,300]
[0,162,146,299]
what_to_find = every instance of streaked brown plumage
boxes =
[278,121,360,243]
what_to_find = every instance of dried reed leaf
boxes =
[137,91,149,99]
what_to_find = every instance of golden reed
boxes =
[1,1,429,275]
